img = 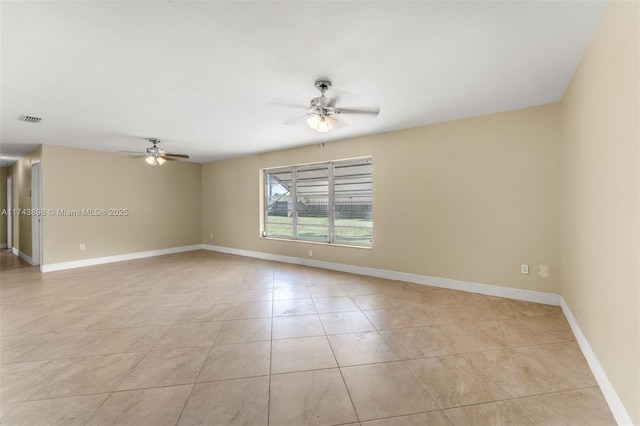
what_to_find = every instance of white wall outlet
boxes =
[308,249,313,257]
[209,233,213,239]
[520,264,529,275]
[80,244,86,251]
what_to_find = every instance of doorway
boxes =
[31,162,41,266]
[6,175,12,249]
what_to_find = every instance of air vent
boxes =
[19,115,42,124]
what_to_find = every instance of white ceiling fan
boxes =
[270,80,380,133]
[121,138,190,166]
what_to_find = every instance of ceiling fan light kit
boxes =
[271,79,380,134]
[307,80,339,133]
[120,138,191,166]
[145,155,166,166]
[306,114,337,133]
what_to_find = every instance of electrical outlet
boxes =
[209,233,213,239]
[520,264,529,275]
[80,244,86,251]
[308,249,313,257]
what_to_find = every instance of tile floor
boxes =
[0,249,616,425]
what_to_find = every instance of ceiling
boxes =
[1,1,606,165]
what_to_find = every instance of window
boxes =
[264,157,372,247]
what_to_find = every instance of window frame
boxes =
[262,157,373,248]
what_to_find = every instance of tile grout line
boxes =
[317,281,361,424]
[267,262,275,426]
[375,326,447,415]
[173,291,230,426]
[1,253,613,425]
[81,283,204,426]
[356,410,445,424]
[457,340,586,404]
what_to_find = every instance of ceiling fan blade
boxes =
[119,151,146,158]
[162,153,190,159]
[336,106,380,116]
[268,102,309,110]
[283,114,310,125]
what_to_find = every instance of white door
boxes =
[6,175,12,249]
[31,162,41,265]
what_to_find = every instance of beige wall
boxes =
[203,103,562,294]
[41,145,202,264]
[0,167,7,245]
[5,3,635,420]
[561,1,640,424]
[7,146,42,258]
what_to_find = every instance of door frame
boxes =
[6,174,12,249]
[31,162,42,266]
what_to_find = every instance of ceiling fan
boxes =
[122,138,190,166]
[270,80,380,133]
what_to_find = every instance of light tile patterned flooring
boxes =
[0,249,616,425]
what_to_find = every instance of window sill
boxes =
[259,236,373,250]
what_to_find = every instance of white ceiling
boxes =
[1,1,606,165]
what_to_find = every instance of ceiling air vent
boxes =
[19,115,43,124]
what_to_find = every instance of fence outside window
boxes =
[263,157,373,247]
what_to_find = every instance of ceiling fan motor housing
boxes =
[270,78,378,131]
[314,79,332,94]
[146,138,164,156]
[146,146,162,155]
[311,96,334,107]
[310,80,335,117]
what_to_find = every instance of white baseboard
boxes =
[202,244,561,306]
[29,241,632,423]
[41,244,202,272]
[0,243,7,249]
[560,298,633,426]
[11,247,35,265]
[204,244,632,423]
